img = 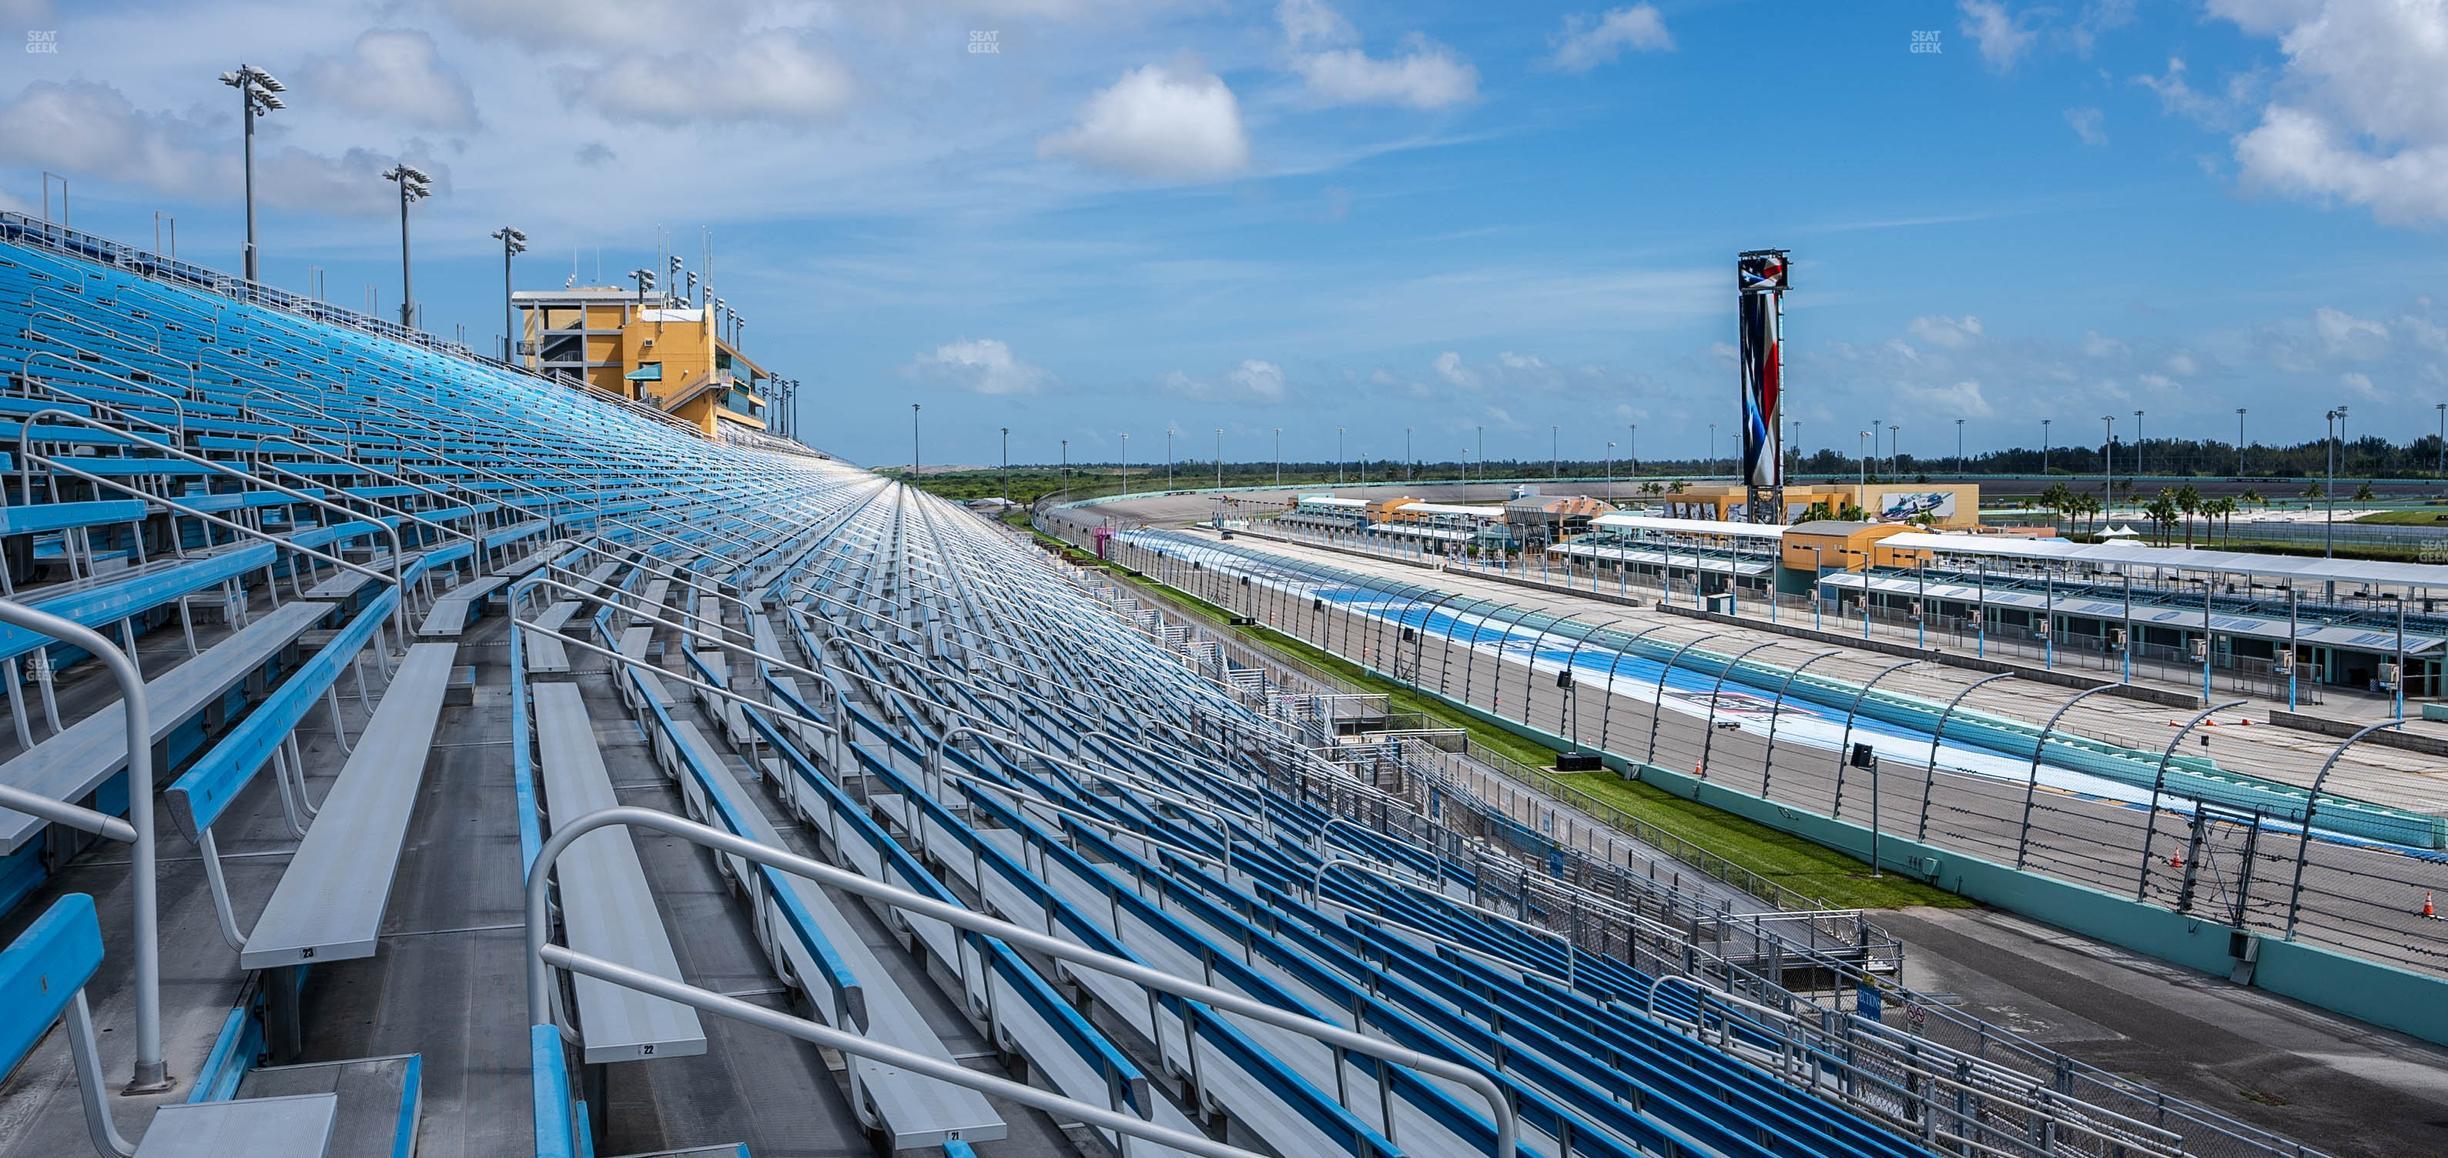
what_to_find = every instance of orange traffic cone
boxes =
[2169,852,2184,869]
[2424,892,2437,920]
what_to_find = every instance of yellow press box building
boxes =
[512,285,798,441]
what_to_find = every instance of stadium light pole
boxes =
[1888,423,1899,476]
[1272,427,1280,488]
[1061,438,1069,495]
[1870,417,1882,476]
[2437,403,2445,479]
[2237,407,2248,475]
[1120,432,1130,497]
[1337,426,1346,485]
[2101,415,2116,522]
[1708,422,1717,477]
[382,163,433,329]
[1629,423,1637,480]
[1404,425,1413,481]
[1165,426,1174,490]
[2325,405,2346,558]
[1476,424,1484,484]
[491,226,526,363]
[1955,417,1965,475]
[2041,418,2051,475]
[910,404,921,479]
[999,426,1009,502]
[1214,427,1223,489]
[2133,409,2145,478]
[1551,423,1559,483]
[220,64,285,284]
[1604,441,1614,500]
[1856,430,1870,515]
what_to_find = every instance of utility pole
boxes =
[382,163,433,328]
[1214,427,1223,489]
[1629,424,1637,479]
[491,226,526,363]
[1272,427,1281,488]
[1551,424,1560,483]
[220,64,285,284]
[1120,432,1130,496]
[1165,426,1173,490]
[1061,438,1069,495]
[999,426,1010,502]
[1338,426,1346,485]
[1476,425,1484,484]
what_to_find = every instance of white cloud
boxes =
[2312,305,2390,355]
[2166,352,2199,375]
[1958,0,2038,71]
[2340,370,2378,396]
[2065,106,2107,146]
[303,29,478,130]
[438,0,696,51]
[1895,380,1996,418]
[1226,358,1287,400]
[1293,38,1477,109]
[2207,0,2448,225]
[1432,351,1479,389]
[1159,358,1290,401]
[563,36,854,126]
[1276,0,1355,51]
[1548,6,1674,73]
[2080,330,2129,358]
[1039,63,1250,181]
[1279,0,1476,109]
[0,80,406,215]
[1906,314,1985,349]
[908,338,1052,395]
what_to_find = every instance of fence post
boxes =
[2135,699,2247,900]
[2014,684,2122,870]
[2283,719,2407,939]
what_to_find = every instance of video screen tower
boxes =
[1737,248,1789,523]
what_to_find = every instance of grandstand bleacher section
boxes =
[0,215,2331,1157]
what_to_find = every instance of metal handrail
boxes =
[0,599,168,1093]
[525,806,1518,1158]
[14,408,408,637]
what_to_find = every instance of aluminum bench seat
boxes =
[238,643,457,969]
[133,1096,341,1157]
[415,572,511,637]
[666,717,1005,1149]
[523,599,586,676]
[530,682,705,1063]
[234,1054,425,1158]
[0,894,352,1158]
[0,599,331,854]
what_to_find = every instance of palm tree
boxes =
[2147,494,2181,546]
[2355,482,2377,502]
[2174,484,2203,547]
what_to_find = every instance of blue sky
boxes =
[1,0,2443,468]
